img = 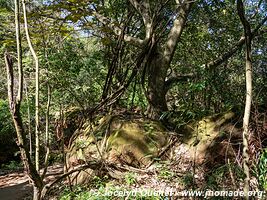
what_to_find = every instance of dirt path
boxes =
[0,164,63,200]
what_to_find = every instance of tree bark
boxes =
[4,1,44,200]
[22,0,40,172]
[5,2,43,199]
[93,1,193,119]
[237,0,252,199]
[146,1,192,119]
[146,48,169,119]
[25,81,32,156]
[41,82,51,180]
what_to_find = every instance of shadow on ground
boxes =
[0,181,32,200]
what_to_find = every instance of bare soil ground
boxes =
[0,164,63,200]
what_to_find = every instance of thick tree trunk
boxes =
[146,51,168,119]
[145,2,192,119]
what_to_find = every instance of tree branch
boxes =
[93,11,145,46]
[165,73,194,90]
[41,161,104,198]
[5,0,44,193]
[163,0,193,65]
[41,160,129,198]
[4,51,14,110]
[14,0,23,103]
[22,0,41,172]
[129,0,152,40]
[206,15,267,69]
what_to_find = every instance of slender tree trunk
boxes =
[22,1,44,199]
[33,186,42,200]
[25,81,32,156]
[22,0,40,172]
[45,84,51,159]
[41,83,51,180]
[5,1,43,200]
[237,1,252,199]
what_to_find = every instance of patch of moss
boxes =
[181,111,236,162]
[107,119,168,166]
[66,115,170,184]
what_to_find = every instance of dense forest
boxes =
[0,0,267,199]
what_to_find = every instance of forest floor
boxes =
[0,135,248,200]
[0,164,63,200]
[56,140,239,199]
[0,141,250,200]
[0,143,205,200]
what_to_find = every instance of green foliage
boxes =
[158,165,175,181]
[204,164,245,190]
[0,99,14,139]
[60,184,165,200]
[160,109,197,130]
[60,185,89,200]
[1,2,267,198]
[124,172,137,186]
[0,99,18,164]
[182,173,195,188]
[258,149,267,190]
[42,37,106,109]
[1,160,23,170]
[0,1,15,59]
[48,152,63,164]
[91,175,109,189]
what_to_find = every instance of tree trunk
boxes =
[145,2,192,119]
[22,0,40,172]
[4,1,44,200]
[41,82,51,180]
[25,82,32,156]
[33,186,42,200]
[146,50,168,119]
[237,0,252,199]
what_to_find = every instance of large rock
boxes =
[65,115,169,184]
[182,110,238,163]
[63,109,239,184]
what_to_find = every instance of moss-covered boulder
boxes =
[65,115,169,184]
[63,108,239,184]
[106,118,167,166]
[182,110,237,163]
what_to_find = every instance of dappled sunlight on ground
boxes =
[0,164,63,200]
